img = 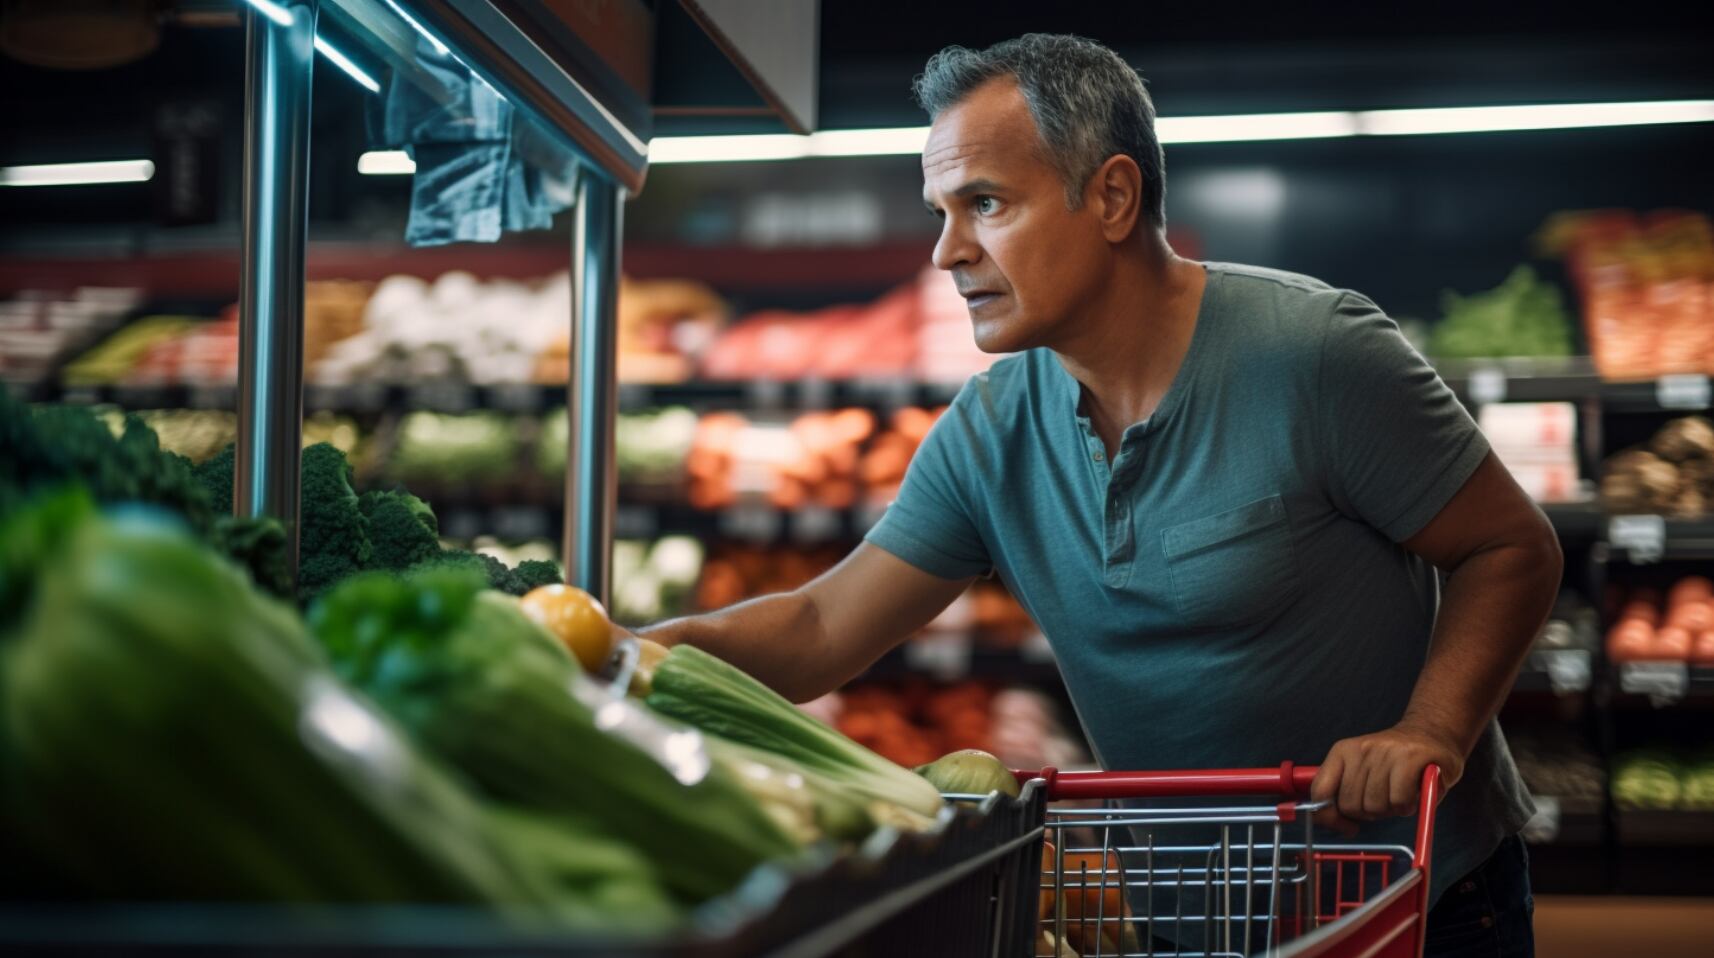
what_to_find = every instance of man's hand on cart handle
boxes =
[1309,723,1463,835]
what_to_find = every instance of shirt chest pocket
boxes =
[1161,494,1302,630]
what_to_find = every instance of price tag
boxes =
[720,504,782,542]
[791,505,842,543]
[1521,796,1562,844]
[853,500,891,533]
[1656,374,1711,410]
[617,383,651,411]
[854,377,918,411]
[341,381,390,412]
[188,384,233,409]
[60,385,100,405]
[492,507,550,542]
[1539,649,1592,695]
[408,382,475,413]
[1620,661,1689,705]
[746,379,788,411]
[1019,631,1056,663]
[1468,367,1507,405]
[903,633,973,680]
[613,505,657,540]
[489,383,540,413]
[1609,514,1666,564]
[441,508,483,541]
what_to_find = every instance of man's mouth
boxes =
[963,291,1001,309]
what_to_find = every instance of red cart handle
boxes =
[1014,763,1441,872]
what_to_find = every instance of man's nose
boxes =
[931,216,979,272]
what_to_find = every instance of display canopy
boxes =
[349,0,819,193]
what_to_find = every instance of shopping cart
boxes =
[1016,762,1440,958]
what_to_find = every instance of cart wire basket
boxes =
[1017,763,1440,958]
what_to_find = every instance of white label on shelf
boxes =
[614,505,657,540]
[1019,631,1057,663]
[188,385,230,409]
[343,381,389,411]
[409,382,474,413]
[903,633,973,680]
[1468,367,1508,405]
[720,504,782,542]
[854,377,918,410]
[489,383,539,413]
[1521,795,1562,844]
[853,500,891,533]
[799,376,833,410]
[791,505,841,543]
[492,507,549,541]
[747,379,788,410]
[1619,661,1689,704]
[1656,374,1712,410]
[617,383,651,410]
[1541,649,1592,695]
[1610,514,1667,563]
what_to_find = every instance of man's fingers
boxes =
[1389,760,1421,816]
[1311,749,1359,835]
[1338,750,1372,822]
[1362,756,1394,818]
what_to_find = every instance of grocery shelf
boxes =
[1615,809,1714,846]
[1608,663,1714,708]
[860,635,1063,685]
[1605,517,1714,564]
[1541,502,1605,541]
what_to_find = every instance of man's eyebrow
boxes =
[923,178,1006,212]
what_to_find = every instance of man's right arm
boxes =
[639,542,972,702]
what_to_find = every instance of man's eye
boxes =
[975,196,999,214]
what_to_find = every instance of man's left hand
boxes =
[1309,725,1464,835]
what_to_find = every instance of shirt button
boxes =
[1093,450,1105,461]
[1479,915,1494,929]
[1460,881,1477,894]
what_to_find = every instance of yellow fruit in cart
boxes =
[519,584,613,673]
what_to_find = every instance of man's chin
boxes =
[971,319,1032,354]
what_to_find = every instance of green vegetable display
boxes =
[308,569,800,903]
[647,645,946,820]
[0,491,569,912]
[1428,265,1574,360]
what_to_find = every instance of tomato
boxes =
[519,584,614,673]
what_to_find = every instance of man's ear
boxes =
[1090,154,1144,243]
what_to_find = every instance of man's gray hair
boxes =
[912,34,1166,225]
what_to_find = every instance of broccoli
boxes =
[193,444,235,514]
[297,443,371,601]
[359,488,441,573]
[408,549,561,596]
[511,559,563,594]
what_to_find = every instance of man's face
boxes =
[922,77,1109,354]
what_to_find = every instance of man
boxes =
[640,34,1556,956]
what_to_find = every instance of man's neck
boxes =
[1053,238,1206,451]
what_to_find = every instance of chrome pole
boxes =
[236,0,316,585]
[563,171,622,603]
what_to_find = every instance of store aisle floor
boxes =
[1534,896,1714,957]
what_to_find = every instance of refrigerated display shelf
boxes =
[1606,518,1714,563]
[23,369,1712,418]
[1615,810,1714,846]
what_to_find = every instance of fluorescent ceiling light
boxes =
[648,98,1714,163]
[358,150,415,175]
[1358,100,1714,136]
[0,160,155,187]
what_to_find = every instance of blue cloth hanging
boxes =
[370,38,572,246]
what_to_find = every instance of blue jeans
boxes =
[1423,834,1536,957]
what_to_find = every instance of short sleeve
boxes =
[1318,292,1490,542]
[863,389,992,579]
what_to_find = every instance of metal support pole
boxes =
[236,0,316,585]
[563,172,623,603]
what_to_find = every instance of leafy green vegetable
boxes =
[0,490,566,911]
[308,570,801,903]
[648,645,945,819]
[1429,266,1573,359]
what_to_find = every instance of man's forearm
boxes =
[1399,530,1563,756]
[640,591,839,702]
